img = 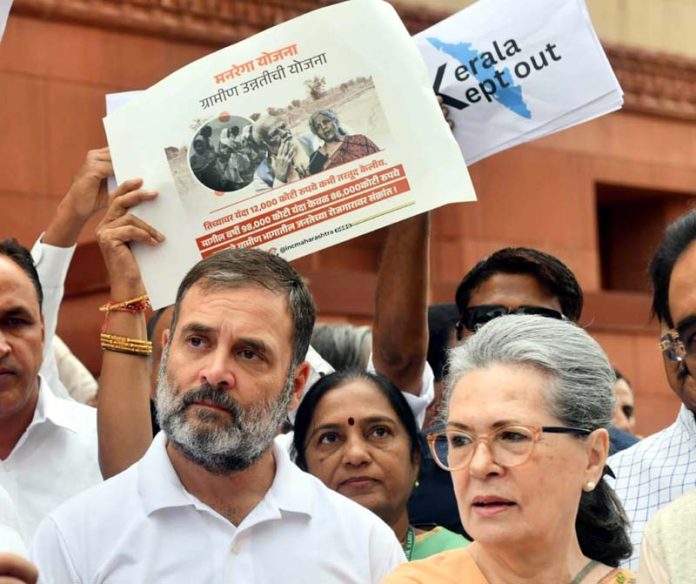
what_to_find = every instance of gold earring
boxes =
[584,481,596,492]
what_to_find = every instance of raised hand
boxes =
[43,148,114,247]
[272,136,298,183]
[95,179,164,300]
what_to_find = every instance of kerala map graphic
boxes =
[428,37,532,119]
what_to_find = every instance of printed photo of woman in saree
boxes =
[308,109,380,174]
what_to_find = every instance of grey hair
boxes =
[442,314,631,566]
[308,109,348,138]
[310,324,372,371]
[442,314,615,430]
[169,248,316,368]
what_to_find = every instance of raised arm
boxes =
[371,97,449,398]
[371,213,430,396]
[34,148,112,398]
[42,148,112,248]
[95,180,163,478]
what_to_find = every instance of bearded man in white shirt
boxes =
[31,184,404,583]
[0,241,100,544]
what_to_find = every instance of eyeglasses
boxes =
[455,305,566,340]
[427,424,591,472]
[659,317,696,363]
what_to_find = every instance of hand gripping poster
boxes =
[104,0,475,309]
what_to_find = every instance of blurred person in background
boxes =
[52,336,97,405]
[611,368,636,436]
[310,323,372,372]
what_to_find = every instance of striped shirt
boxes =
[608,405,696,569]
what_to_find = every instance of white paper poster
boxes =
[105,91,143,192]
[105,0,475,309]
[415,0,623,164]
[0,1,13,43]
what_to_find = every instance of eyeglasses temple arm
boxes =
[541,426,592,436]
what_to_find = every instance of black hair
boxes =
[576,480,632,566]
[649,210,696,327]
[146,307,171,341]
[0,239,43,310]
[612,367,629,385]
[292,369,419,471]
[427,304,459,382]
[454,247,583,323]
[169,248,316,367]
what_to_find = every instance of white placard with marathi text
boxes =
[104,0,475,309]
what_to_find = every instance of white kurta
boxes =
[0,379,100,542]
[31,433,405,584]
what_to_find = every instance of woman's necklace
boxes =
[569,559,599,584]
[401,526,416,561]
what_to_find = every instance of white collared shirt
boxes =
[638,488,696,583]
[31,238,75,400]
[31,432,405,584]
[367,355,435,429]
[607,404,696,569]
[0,379,100,542]
[0,484,26,556]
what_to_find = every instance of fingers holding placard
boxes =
[97,180,164,297]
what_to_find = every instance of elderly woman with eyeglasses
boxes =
[382,315,635,584]
[307,109,380,174]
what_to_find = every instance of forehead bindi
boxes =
[313,382,399,427]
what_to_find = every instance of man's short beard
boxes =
[155,346,294,475]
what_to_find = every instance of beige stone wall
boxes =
[397,0,696,58]
[587,0,696,58]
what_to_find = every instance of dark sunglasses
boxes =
[456,305,566,340]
